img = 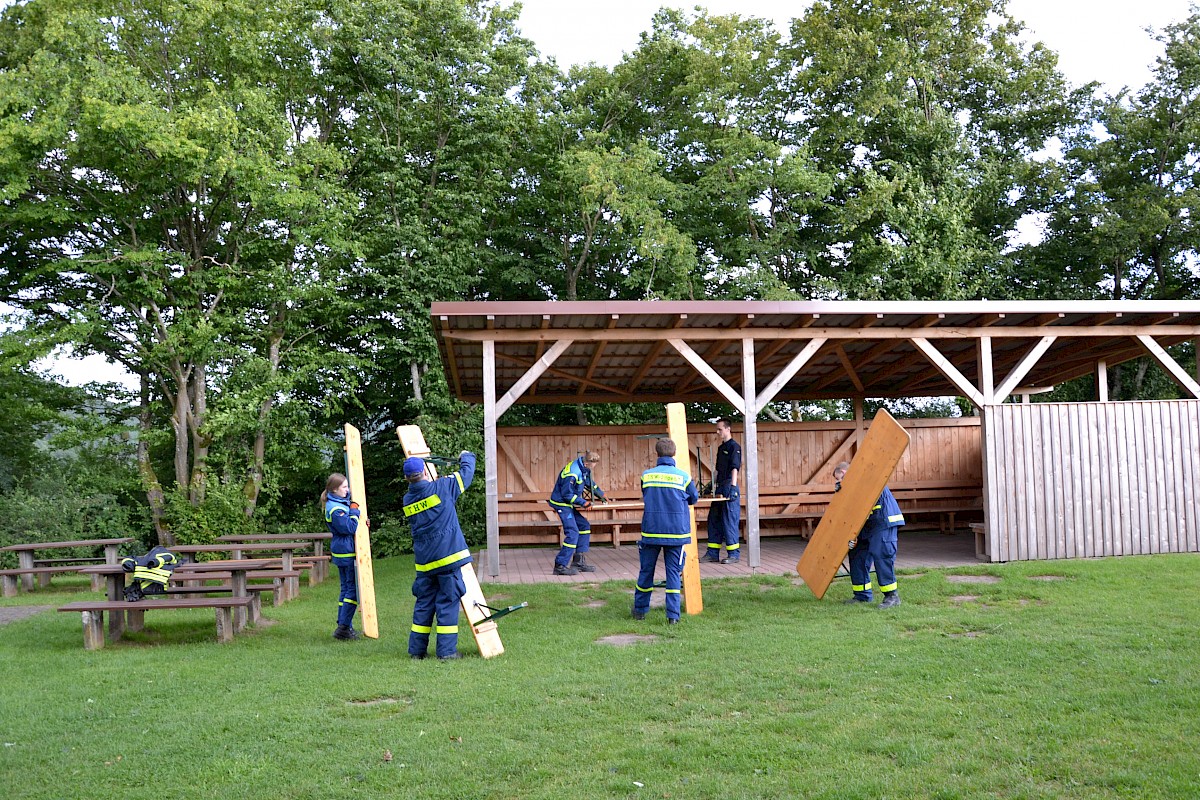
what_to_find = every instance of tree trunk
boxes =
[245,332,282,517]
[171,367,190,491]
[188,362,209,505]
[138,373,173,546]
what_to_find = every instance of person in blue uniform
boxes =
[323,472,367,640]
[835,460,905,608]
[548,451,605,576]
[632,438,699,624]
[403,451,476,660]
[704,418,742,563]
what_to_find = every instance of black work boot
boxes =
[879,593,901,609]
[572,555,597,573]
[333,625,357,640]
[553,563,579,576]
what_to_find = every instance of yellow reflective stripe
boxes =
[331,551,354,558]
[643,472,687,488]
[636,584,653,592]
[879,582,897,593]
[852,582,872,592]
[873,504,882,510]
[706,543,720,549]
[344,598,358,606]
[562,542,577,549]
[454,472,464,492]
[404,494,442,516]
[435,625,458,634]
[726,543,740,551]
[665,589,680,594]
[640,532,690,540]
[888,514,905,523]
[549,499,575,508]
[578,529,590,535]
[411,624,431,634]
[415,548,471,572]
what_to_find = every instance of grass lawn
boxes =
[0,552,1197,799]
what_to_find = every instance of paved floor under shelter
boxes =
[477,530,981,585]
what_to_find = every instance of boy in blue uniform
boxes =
[632,438,699,624]
[548,451,605,576]
[402,451,476,660]
[835,460,906,609]
[704,418,742,563]
[323,472,367,640]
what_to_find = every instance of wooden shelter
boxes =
[429,300,1200,576]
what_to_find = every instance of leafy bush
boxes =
[161,482,262,546]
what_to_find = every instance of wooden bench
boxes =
[58,596,255,649]
[169,570,301,606]
[0,566,102,597]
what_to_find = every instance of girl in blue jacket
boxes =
[322,472,367,640]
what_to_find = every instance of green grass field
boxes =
[1,552,1197,799]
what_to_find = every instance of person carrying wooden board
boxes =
[322,473,368,640]
[402,451,476,660]
[835,460,906,608]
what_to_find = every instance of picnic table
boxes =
[77,558,286,642]
[216,532,332,584]
[0,537,136,596]
[170,542,312,601]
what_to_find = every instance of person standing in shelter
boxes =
[322,473,368,641]
[704,418,742,563]
[548,451,605,576]
[835,460,905,608]
[403,451,476,660]
[632,438,699,624]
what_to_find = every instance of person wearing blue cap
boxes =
[402,451,476,659]
[322,472,368,640]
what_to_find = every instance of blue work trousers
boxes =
[705,485,741,556]
[553,506,591,567]
[336,563,359,627]
[848,525,898,601]
[633,543,685,620]
[409,569,466,658]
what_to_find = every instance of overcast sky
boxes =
[514,0,1196,92]
[26,0,1200,387]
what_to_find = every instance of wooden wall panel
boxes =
[984,401,1200,561]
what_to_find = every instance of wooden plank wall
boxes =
[984,400,1200,562]
[496,418,982,542]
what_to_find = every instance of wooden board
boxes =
[796,410,910,599]
[396,424,505,658]
[343,424,379,638]
[665,403,703,615]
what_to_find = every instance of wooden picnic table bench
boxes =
[58,596,254,649]
[216,532,332,583]
[0,538,136,595]
[169,543,312,600]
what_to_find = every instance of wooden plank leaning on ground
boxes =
[397,424,505,659]
[797,410,911,600]
[665,402,704,615]
[344,424,379,639]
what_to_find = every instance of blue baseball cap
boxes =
[403,456,427,477]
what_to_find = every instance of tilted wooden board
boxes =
[666,403,704,615]
[396,424,504,658]
[343,424,379,638]
[796,410,910,600]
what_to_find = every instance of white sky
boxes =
[514,0,1196,92]
[30,0,1199,387]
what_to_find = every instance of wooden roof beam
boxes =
[992,336,1058,405]
[909,338,985,407]
[834,344,865,393]
[495,339,575,418]
[754,338,828,415]
[668,338,746,414]
[1137,335,1200,399]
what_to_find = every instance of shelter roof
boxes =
[430,300,1200,406]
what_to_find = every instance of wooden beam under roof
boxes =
[493,350,622,397]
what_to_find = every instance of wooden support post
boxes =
[484,339,501,578]
[742,338,761,567]
[666,403,703,615]
[978,337,994,404]
[1097,360,1109,402]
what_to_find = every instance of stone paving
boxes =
[478,530,981,585]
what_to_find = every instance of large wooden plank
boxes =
[396,424,504,658]
[343,424,379,639]
[666,403,704,615]
[797,410,910,599]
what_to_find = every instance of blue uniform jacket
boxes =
[403,452,476,575]
[862,486,905,538]
[639,456,699,545]
[548,456,604,508]
[325,494,360,566]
